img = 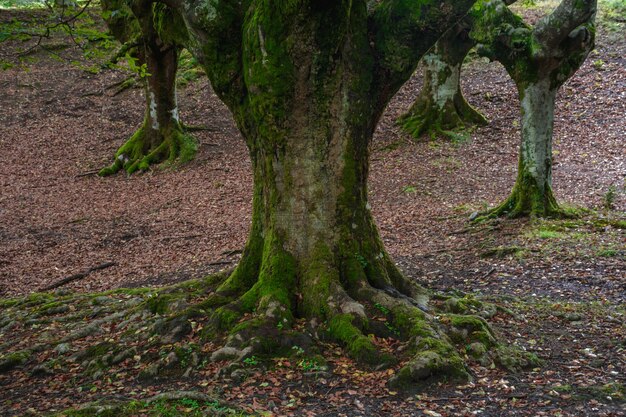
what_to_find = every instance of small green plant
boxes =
[603,185,617,210]
[298,359,322,372]
[596,248,619,257]
[291,345,305,356]
[539,230,562,239]
[402,185,417,194]
[179,398,201,410]
[593,59,606,70]
[374,302,390,315]
[243,355,259,366]
[385,322,401,337]
[354,253,368,268]
[125,53,150,78]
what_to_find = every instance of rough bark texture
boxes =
[470,0,597,218]
[166,0,496,385]
[398,22,487,141]
[99,2,197,176]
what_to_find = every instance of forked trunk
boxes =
[176,0,498,384]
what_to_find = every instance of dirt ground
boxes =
[0,2,625,416]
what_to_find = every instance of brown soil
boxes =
[0,4,624,417]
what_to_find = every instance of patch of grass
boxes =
[54,396,254,416]
[602,185,617,210]
[596,247,620,257]
[402,185,417,194]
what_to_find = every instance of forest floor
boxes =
[0,1,625,416]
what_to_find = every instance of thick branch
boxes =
[533,0,597,51]
[368,0,476,109]
[175,0,245,108]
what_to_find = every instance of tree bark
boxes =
[399,23,487,141]
[99,2,196,176]
[489,79,561,217]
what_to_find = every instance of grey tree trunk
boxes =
[155,0,540,387]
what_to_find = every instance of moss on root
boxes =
[327,314,380,365]
[0,349,31,372]
[99,123,197,176]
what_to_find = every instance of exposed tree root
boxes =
[474,184,578,222]
[98,123,197,176]
[0,268,539,395]
[398,94,487,142]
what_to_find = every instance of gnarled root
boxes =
[0,261,538,392]
[475,183,576,221]
[99,123,197,176]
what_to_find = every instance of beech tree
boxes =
[398,18,488,140]
[144,0,517,385]
[99,0,197,175]
[471,0,597,218]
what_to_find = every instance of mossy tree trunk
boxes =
[170,0,485,384]
[398,21,487,141]
[99,2,197,176]
[471,0,597,218]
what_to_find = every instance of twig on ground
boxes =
[41,262,116,291]
[75,169,100,178]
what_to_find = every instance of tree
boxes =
[98,0,197,176]
[397,18,488,141]
[471,0,597,218]
[138,0,525,386]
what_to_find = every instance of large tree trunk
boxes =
[399,23,487,141]
[99,4,196,176]
[177,0,496,386]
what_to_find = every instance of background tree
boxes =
[398,0,521,142]
[397,18,488,141]
[471,0,597,218]
[98,0,197,175]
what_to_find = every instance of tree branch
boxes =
[368,0,476,109]
[533,0,597,52]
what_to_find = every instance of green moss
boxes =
[390,305,433,340]
[495,345,541,371]
[442,314,496,347]
[82,342,116,360]
[33,301,66,315]
[153,3,189,46]
[327,314,379,365]
[238,236,297,323]
[0,298,19,309]
[145,293,177,315]
[390,348,469,388]
[23,292,55,307]
[0,349,31,372]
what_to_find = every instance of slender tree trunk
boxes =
[491,79,560,217]
[99,4,196,176]
[398,23,487,141]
